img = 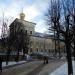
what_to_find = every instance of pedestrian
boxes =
[44,56,48,64]
[46,57,48,64]
[0,57,2,72]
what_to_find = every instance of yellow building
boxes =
[9,12,65,54]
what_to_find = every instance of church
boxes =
[9,11,65,55]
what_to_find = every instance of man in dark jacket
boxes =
[44,56,48,64]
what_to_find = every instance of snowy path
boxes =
[49,61,75,75]
[2,61,27,68]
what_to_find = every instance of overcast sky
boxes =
[0,0,49,34]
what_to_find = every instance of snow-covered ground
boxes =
[49,61,75,75]
[2,61,27,67]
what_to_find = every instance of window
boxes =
[37,48,38,52]
[25,30,27,34]
[49,50,50,53]
[30,48,32,52]
[30,31,32,34]
[41,49,43,52]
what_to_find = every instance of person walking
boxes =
[44,56,48,64]
[46,56,48,64]
[0,57,2,72]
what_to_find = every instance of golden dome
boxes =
[20,12,25,17]
[20,12,25,20]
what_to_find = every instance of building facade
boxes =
[9,12,65,54]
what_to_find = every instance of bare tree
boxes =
[62,0,73,74]
[69,0,75,60]
[8,20,30,61]
[45,0,61,57]
[45,0,73,74]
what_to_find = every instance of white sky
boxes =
[0,0,49,35]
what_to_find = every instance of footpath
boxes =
[49,61,75,75]
[2,61,27,69]
[0,59,66,75]
[30,59,65,75]
[0,60,43,75]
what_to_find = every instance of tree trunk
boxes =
[54,30,57,56]
[16,49,19,62]
[65,31,73,75]
[57,31,60,58]
[65,15,73,75]
[23,49,25,59]
[66,41,73,75]
[6,48,11,65]
[74,41,75,60]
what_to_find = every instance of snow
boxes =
[49,61,75,75]
[2,61,27,67]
